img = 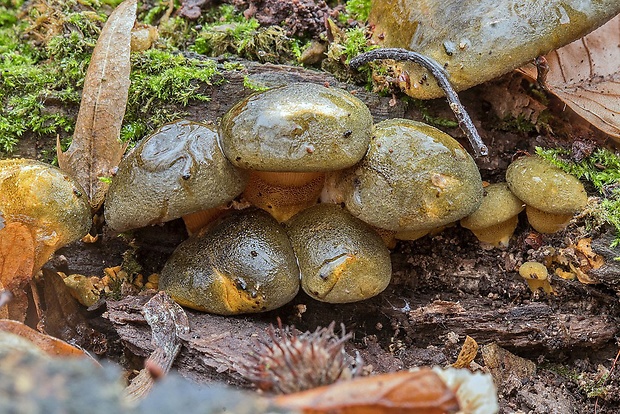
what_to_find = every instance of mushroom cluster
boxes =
[459,154,588,248]
[104,83,587,314]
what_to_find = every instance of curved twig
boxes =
[350,48,488,157]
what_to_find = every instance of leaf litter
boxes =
[57,0,137,210]
[520,14,620,140]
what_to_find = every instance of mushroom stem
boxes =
[349,48,488,157]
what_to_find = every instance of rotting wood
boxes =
[402,299,618,354]
[182,57,406,124]
[106,285,620,387]
[125,292,189,401]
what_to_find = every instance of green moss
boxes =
[0,4,102,154]
[122,49,222,143]
[223,61,244,71]
[408,99,459,129]
[242,76,269,92]
[536,146,620,247]
[342,0,372,22]
[190,5,298,64]
[0,0,227,154]
[322,21,377,85]
[545,363,609,399]
[326,25,375,64]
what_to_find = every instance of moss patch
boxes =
[536,146,620,247]
[0,0,225,155]
[123,49,221,142]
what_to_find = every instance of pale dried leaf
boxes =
[275,369,460,414]
[57,0,136,209]
[0,319,91,359]
[521,14,620,140]
[452,335,478,368]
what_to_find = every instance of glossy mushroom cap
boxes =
[219,82,373,172]
[104,120,249,232]
[0,158,91,271]
[460,182,525,247]
[324,119,483,233]
[286,204,392,303]
[369,0,620,99]
[159,209,300,315]
[506,155,587,233]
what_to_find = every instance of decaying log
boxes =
[402,298,618,355]
[186,58,406,124]
[106,284,620,387]
[107,294,268,386]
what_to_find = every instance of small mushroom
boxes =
[0,158,91,272]
[286,204,391,303]
[323,119,483,235]
[219,83,373,221]
[460,182,525,248]
[104,120,249,232]
[506,155,587,234]
[159,209,300,315]
[518,261,553,294]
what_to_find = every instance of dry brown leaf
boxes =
[0,319,90,359]
[275,369,460,414]
[481,343,536,393]
[452,335,478,368]
[520,14,620,140]
[57,0,136,209]
[39,269,108,354]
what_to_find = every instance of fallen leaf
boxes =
[452,335,478,368]
[39,269,108,354]
[0,222,35,320]
[575,237,605,270]
[479,73,547,124]
[482,343,536,394]
[275,369,460,414]
[520,14,620,140]
[0,319,91,359]
[57,0,136,209]
[570,263,598,284]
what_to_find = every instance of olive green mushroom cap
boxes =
[324,119,483,232]
[506,155,587,215]
[460,183,524,230]
[369,0,620,99]
[0,158,91,270]
[286,204,392,303]
[160,209,300,315]
[219,83,373,172]
[105,120,249,232]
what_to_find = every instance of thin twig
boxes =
[349,48,489,157]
